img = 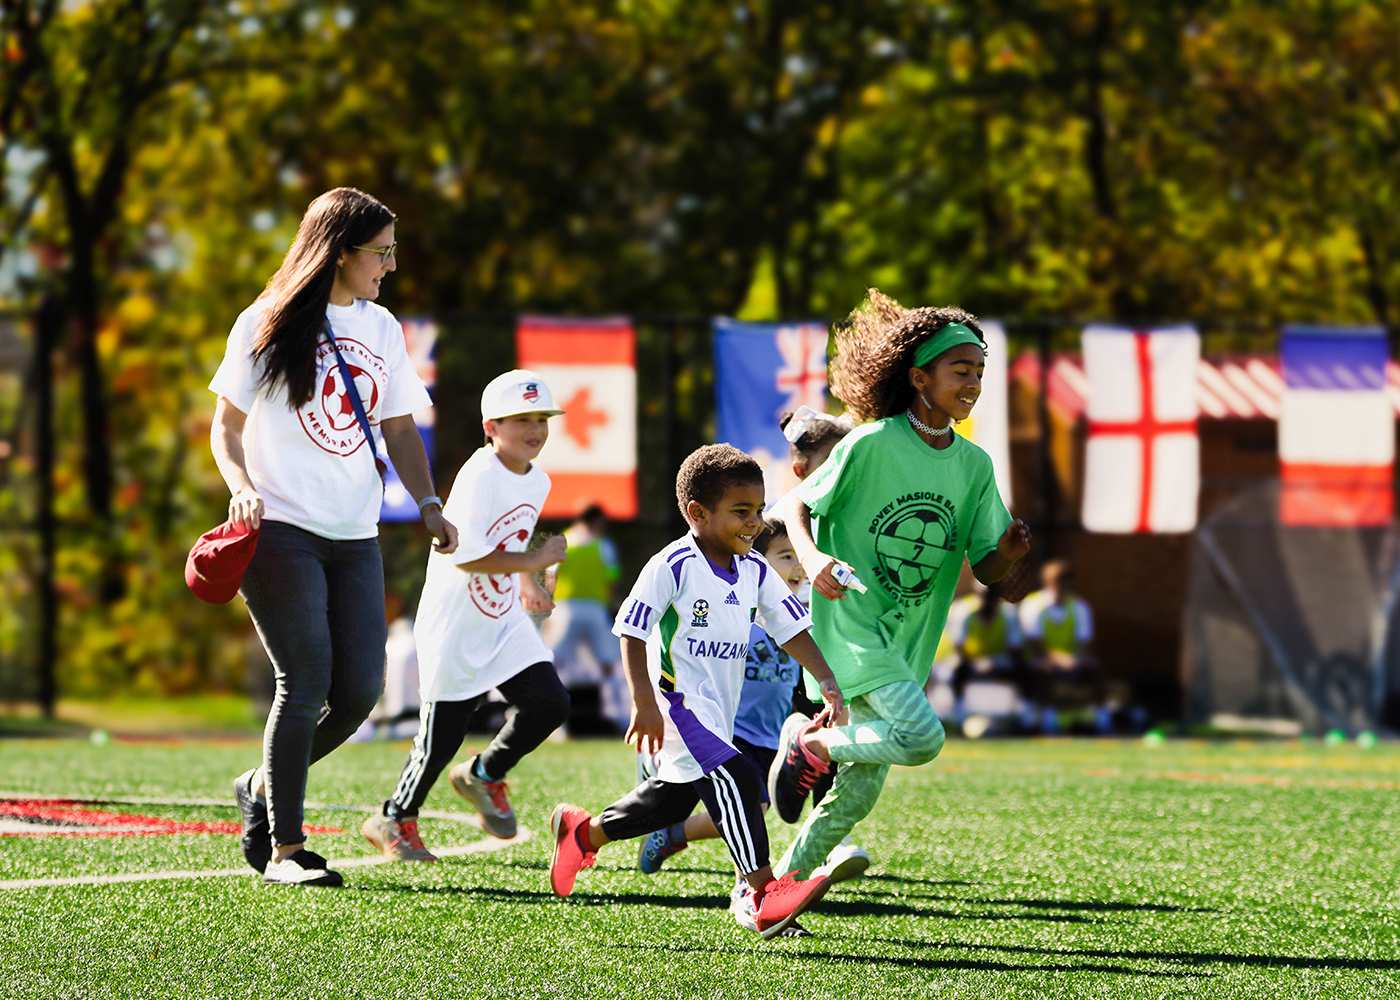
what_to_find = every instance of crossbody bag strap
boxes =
[324,320,388,482]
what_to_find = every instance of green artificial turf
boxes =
[2,735,1399,999]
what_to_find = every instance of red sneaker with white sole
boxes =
[742,872,832,939]
[549,804,597,898]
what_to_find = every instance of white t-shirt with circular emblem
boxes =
[210,298,431,540]
[413,447,554,703]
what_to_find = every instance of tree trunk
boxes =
[33,292,62,719]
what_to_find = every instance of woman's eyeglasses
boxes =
[351,242,397,259]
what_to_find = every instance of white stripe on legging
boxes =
[708,764,758,875]
[390,701,438,810]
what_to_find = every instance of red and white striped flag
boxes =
[517,317,637,519]
[1081,325,1200,533]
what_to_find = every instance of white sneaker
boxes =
[262,849,343,887]
[730,884,758,933]
[813,839,870,885]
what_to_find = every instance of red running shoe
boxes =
[549,804,597,898]
[747,872,832,939]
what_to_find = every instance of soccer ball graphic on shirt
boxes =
[298,338,389,457]
[871,502,956,600]
[321,365,379,433]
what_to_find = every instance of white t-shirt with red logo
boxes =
[414,447,554,703]
[209,298,431,540]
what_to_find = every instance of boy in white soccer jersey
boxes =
[547,444,844,939]
[361,370,571,861]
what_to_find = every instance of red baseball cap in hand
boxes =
[185,520,259,604]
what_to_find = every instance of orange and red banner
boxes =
[516,317,637,519]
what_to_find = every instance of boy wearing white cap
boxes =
[362,370,572,861]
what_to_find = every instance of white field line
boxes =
[0,794,530,891]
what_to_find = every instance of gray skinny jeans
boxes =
[240,520,386,846]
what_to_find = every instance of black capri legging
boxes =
[598,751,770,876]
[387,659,570,818]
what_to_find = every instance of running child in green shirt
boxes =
[769,290,1032,884]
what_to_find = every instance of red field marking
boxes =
[0,799,343,837]
[0,807,531,890]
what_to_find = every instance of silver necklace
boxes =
[908,410,953,437]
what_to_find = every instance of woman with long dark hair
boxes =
[210,187,458,887]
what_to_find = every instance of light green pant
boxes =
[776,680,945,879]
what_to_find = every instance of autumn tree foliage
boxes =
[0,0,1396,702]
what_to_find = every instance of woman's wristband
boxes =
[417,495,443,514]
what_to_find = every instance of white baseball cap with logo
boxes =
[480,368,566,420]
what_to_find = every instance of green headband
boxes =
[912,322,983,369]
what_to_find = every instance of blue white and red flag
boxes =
[1279,325,1393,526]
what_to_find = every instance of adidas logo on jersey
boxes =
[724,591,741,606]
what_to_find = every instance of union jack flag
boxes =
[714,318,831,504]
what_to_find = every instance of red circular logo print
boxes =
[297,338,389,457]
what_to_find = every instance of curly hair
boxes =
[675,444,764,522]
[828,289,985,423]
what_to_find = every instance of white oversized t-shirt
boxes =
[613,534,811,782]
[414,447,554,703]
[209,298,431,540]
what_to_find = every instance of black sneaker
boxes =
[262,849,343,887]
[233,769,272,873]
[768,713,833,824]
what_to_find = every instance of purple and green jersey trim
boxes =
[657,601,738,775]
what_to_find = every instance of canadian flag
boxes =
[1081,325,1201,533]
[516,317,637,519]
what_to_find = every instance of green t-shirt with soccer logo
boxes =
[796,416,1011,699]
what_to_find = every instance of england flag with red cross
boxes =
[1081,324,1201,533]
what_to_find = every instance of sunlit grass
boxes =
[3,736,1399,998]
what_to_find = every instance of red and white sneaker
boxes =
[449,755,517,839]
[549,804,597,898]
[361,812,437,862]
[730,882,814,937]
[738,872,832,939]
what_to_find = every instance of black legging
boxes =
[241,521,387,846]
[386,660,570,818]
[598,751,770,876]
